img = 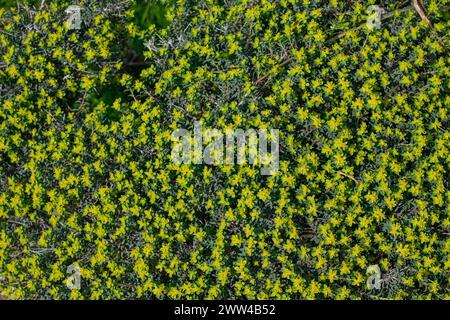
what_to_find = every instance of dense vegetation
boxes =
[0,0,449,299]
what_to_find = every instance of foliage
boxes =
[0,0,449,300]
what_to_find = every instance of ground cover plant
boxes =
[0,0,449,299]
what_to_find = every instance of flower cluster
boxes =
[0,0,449,300]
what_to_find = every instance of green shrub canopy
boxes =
[0,0,449,299]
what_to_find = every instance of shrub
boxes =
[0,0,449,299]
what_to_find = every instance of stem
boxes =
[337,171,359,185]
